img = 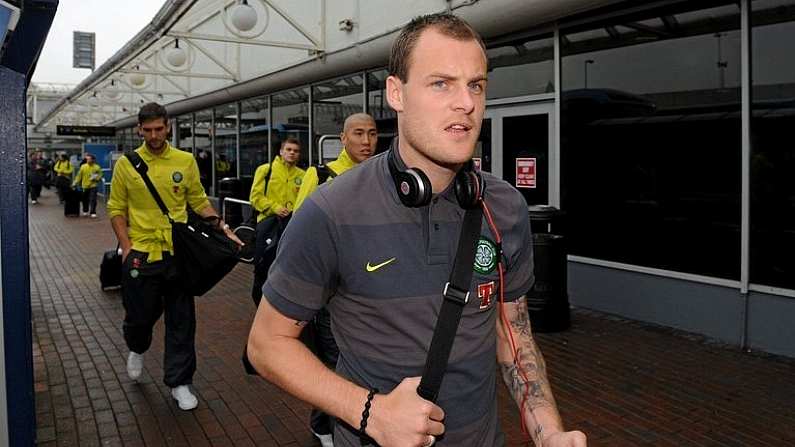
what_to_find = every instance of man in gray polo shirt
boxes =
[247,13,587,447]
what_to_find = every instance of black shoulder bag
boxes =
[125,152,239,296]
[232,163,273,264]
[417,206,484,402]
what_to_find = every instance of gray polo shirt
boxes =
[263,150,534,446]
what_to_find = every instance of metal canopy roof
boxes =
[36,0,326,131]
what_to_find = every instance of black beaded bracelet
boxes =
[358,388,379,439]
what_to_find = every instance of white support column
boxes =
[552,26,562,208]
[740,0,752,349]
[236,101,241,178]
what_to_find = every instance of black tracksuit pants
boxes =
[122,250,196,388]
[81,187,98,214]
[309,307,340,436]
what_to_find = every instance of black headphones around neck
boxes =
[387,148,484,209]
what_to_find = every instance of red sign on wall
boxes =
[515,158,536,189]
[472,157,482,170]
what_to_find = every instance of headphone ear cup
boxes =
[396,168,432,207]
[455,170,482,209]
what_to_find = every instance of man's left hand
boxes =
[542,430,587,447]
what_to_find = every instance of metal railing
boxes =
[222,197,255,227]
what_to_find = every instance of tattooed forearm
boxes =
[497,297,559,417]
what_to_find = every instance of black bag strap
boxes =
[316,164,338,184]
[262,162,273,195]
[417,206,483,402]
[125,152,173,223]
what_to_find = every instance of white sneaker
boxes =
[127,351,143,381]
[31,200,37,204]
[90,213,97,218]
[311,430,334,447]
[171,385,198,411]
[81,211,88,217]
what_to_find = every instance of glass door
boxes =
[486,102,555,206]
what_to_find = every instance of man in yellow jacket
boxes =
[72,153,103,217]
[295,113,378,210]
[293,113,377,447]
[107,103,241,411]
[53,153,73,203]
[248,137,305,305]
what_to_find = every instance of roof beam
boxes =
[118,68,234,81]
[167,31,317,51]
[183,38,239,81]
[263,0,322,49]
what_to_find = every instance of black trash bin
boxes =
[527,205,570,332]
[218,177,243,228]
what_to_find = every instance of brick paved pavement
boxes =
[28,188,795,446]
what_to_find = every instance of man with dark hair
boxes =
[28,150,47,204]
[108,102,240,411]
[247,13,586,447]
[248,137,305,305]
[53,153,74,204]
[72,153,102,217]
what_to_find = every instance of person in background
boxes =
[294,113,378,210]
[293,113,378,447]
[53,153,74,204]
[72,153,103,217]
[28,150,47,204]
[248,138,305,306]
[216,153,232,184]
[197,150,212,193]
[108,102,241,411]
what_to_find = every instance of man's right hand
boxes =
[276,207,291,218]
[367,377,445,447]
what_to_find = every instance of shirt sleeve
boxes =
[107,160,129,219]
[502,192,535,302]
[186,158,211,212]
[294,167,319,212]
[262,194,339,321]
[249,164,276,214]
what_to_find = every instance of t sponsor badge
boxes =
[478,281,495,309]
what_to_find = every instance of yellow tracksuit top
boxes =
[54,160,73,177]
[73,163,103,189]
[107,142,211,262]
[249,156,305,222]
[294,148,358,211]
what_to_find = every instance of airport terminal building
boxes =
[35,0,795,357]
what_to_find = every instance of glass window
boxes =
[313,74,363,162]
[367,69,396,154]
[240,96,269,182]
[194,109,213,195]
[561,2,742,280]
[214,103,238,183]
[272,87,310,168]
[177,114,194,154]
[486,35,554,99]
[750,0,795,289]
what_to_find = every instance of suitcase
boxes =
[64,188,80,217]
[100,248,123,290]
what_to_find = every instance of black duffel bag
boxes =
[125,152,239,296]
[172,215,239,296]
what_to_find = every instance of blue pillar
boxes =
[0,1,59,445]
[0,66,34,447]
